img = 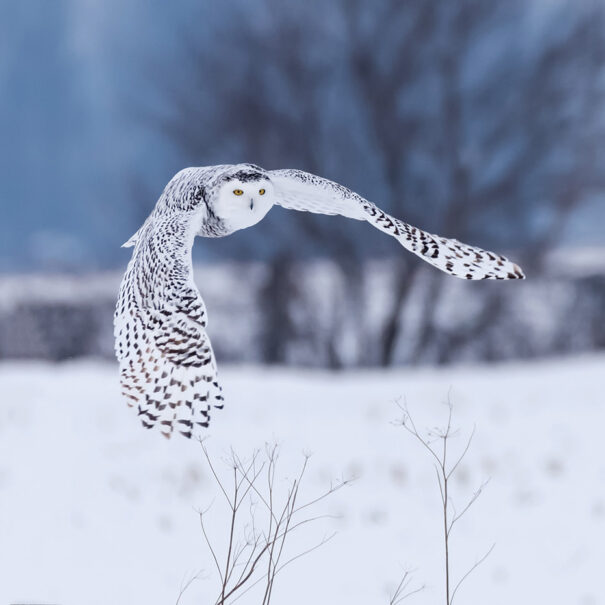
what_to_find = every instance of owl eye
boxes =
[233,189,244,196]
[259,188,266,195]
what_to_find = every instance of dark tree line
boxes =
[147,0,605,367]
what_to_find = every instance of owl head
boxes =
[122,164,275,247]
[207,164,274,235]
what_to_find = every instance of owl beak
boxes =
[250,198,254,210]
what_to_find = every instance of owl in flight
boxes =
[114,164,524,439]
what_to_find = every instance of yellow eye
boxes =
[259,188,266,195]
[233,189,244,196]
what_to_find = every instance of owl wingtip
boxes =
[512,263,526,279]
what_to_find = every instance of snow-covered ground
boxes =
[1,356,604,605]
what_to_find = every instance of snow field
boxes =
[0,356,604,604]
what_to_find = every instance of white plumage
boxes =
[115,163,524,438]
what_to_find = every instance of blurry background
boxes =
[1,0,604,367]
[2,3,605,605]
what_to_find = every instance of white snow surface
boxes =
[0,356,604,605]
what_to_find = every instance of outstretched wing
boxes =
[114,296,224,439]
[269,169,525,280]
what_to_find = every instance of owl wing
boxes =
[269,169,525,280]
[114,297,224,439]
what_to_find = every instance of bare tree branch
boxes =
[450,543,496,604]
[389,569,425,605]
[186,441,352,604]
[396,399,493,605]
[175,569,204,605]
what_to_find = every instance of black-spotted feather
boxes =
[269,168,525,280]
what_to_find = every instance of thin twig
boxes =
[192,441,349,605]
[450,543,496,604]
[389,569,425,605]
[396,399,493,605]
[176,569,204,605]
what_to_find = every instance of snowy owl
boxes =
[115,164,524,438]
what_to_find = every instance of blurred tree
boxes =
[148,0,605,367]
[341,0,605,364]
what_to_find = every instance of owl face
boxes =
[211,172,274,233]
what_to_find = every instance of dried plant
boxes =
[396,399,494,605]
[388,568,425,605]
[179,441,350,605]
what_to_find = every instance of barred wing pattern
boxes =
[269,169,525,280]
[114,210,224,440]
[117,316,219,439]
[115,302,224,440]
